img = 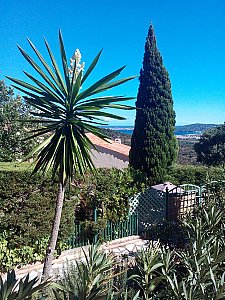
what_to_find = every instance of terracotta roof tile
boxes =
[86,132,130,157]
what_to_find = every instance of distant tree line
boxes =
[175,123,220,133]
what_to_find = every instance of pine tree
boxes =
[129,24,177,184]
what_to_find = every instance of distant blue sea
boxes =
[103,127,200,136]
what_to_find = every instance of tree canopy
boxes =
[0,81,35,162]
[129,24,177,184]
[194,124,225,166]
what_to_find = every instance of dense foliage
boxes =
[129,24,177,184]
[30,192,225,299]
[8,30,135,279]
[75,168,147,223]
[0,164,146,271]
[54,244,117,300]
[1,171,225,299]
[70,168,146,244]
[0,166,77,272]
[59,188,225,299]
[0,269,51,300]
[194,124,225,166]
[165,164,224,185]
[0,80,36,162]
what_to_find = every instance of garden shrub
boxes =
[0,164,147,271]
[73,167,147,242]
[2,194,225,299]
[75,167,147,223]
[165,163,224,185]
[134,190,225,299]
[0,166,77,271]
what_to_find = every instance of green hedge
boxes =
[0,166,77,271]
[165,164,224,185]
[0,165,147,271]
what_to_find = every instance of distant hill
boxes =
[99,127,131,146]
[100,123,222,140]
[175,123,221,133]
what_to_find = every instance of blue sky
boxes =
[0,0,225,126]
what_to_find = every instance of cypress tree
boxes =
[129,24,177,184]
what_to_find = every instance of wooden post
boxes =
[166,187,169,221]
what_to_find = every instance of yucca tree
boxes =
[7,30,135,281]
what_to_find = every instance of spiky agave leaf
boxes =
[0,269,51,300]
[7,30,135,184]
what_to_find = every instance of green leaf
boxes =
[27,38,66,96]
[18,44,64,100]
[86,76,136,98]
[76,66,126,101]
[81,49,102,84]
[71,71,82,107]
[44,37,67,95]
[59,30,70,94]
[77,110,126,120]
[5,76,44,95]
[23,70,63,104]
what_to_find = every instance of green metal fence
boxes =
[67,213,138,249]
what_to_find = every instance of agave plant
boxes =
[7,31,135,280]
[165,202,225,300]
[129,241,164,300]
[53,243,115,299]
[0,269,51,300]
[53,243,140,300]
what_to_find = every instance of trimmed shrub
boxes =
[165,164,224,185]
[0,165,77,271]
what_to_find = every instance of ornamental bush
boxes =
[0,164,77,271]
[165,164,224,185]
[72,168,147,244]
[75,167,147,223]
[0,164,147,271]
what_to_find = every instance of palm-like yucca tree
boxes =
[7,30,135,280]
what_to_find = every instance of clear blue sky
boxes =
[0,0,225,126]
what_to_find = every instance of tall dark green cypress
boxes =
[129,24,177,183]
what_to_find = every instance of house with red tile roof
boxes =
[86,132,130,169]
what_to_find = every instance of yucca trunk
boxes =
[42,181,65,281]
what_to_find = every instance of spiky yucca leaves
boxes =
[0,269,51,300]
[7,31,135,183]
[129,241,165,300]
[53,243,115,300]
[166,204,225,300]
[7,31,135,281]
[53,244,140,300]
